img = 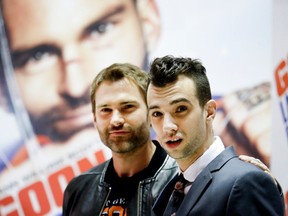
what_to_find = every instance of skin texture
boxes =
[147,75,217,171]
[2,0,160,144]
[146,56,281,215]
[94,78,154,177]
[1,0,272,172]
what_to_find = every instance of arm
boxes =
[226,171,284,216]
[238,155,276,184]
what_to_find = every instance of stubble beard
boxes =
[100,122,150,154]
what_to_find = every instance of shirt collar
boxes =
[183,136,225,182]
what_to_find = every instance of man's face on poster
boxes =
[2,0,159,143]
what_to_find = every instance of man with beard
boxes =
[0,1,160,214]
[0,0,276,215]
[63,62,281,216]
[0,0,160,164]
[1,0,272,170]
[62,63,178,215]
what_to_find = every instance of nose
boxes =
[111,110,124,127]
[59,45,88,97]
[163,114,178,136]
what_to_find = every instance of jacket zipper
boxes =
[98,186,112,216]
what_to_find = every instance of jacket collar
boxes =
[177,146,237,215]
[153,146,237,215]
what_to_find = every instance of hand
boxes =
[238,155,277,185]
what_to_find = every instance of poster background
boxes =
[154,0,271,95]
[271,0,288,213]
[154,0,274,170]
[0,0,287,215]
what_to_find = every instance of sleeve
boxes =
[226,170,285,216]
[62,177,78,216]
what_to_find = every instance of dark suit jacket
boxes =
[153,146,284,216]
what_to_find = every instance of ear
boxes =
[205,99,217,121]
[136,0,161,53]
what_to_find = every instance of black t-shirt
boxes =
[101,141,166,215]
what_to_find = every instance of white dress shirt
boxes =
[182,136,225,194]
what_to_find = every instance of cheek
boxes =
[95,121,107,135]
[129,111,147,128]
[181,114,201,132]
[94,115,108,128]
[150,119,162,135]
[184,118,194,129]
[15,72,58,113]
[82,20,146,71]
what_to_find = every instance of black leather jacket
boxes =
[63,145,178,216]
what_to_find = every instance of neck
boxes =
[112,140,156,177]
[178,134,215,172]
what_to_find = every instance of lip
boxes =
[55,104,93,128]
[164,137,183,148]
[109,130,130,137]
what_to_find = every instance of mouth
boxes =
[30,102,95,142]
[109,130,130,138]
[165,137,183,148]
[54,104,93,129]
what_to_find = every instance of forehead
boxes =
[147,75,197,107]
[2,0,135,47]
[95,78,145,105]
[2,0,133,22]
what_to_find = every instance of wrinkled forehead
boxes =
[2,0,134,43]
[1,0,129,16]
[96,78,145,104]
[3,0,98,23]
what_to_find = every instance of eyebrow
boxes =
[149,98,191,110]
[96,101,138,109]
[11,4,127,67]
[82,4,126,37]
[11,44,60,68]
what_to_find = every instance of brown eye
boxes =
[123,104,134,109]
[101,108,111,113]
[152,111,162,117]
[176,106,187,113]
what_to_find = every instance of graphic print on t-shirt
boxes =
[101,197,127,216]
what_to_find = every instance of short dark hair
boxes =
[148,55,212,107]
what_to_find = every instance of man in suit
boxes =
[146,55,284,215]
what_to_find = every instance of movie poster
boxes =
[271,0,288,213]
[0,3,111,214]
[0,0,286,215]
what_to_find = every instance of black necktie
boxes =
[163,173,188,216]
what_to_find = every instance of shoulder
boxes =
[224,159,285,215]
[65,160,110,193]
[209,146,276,186]
[213,151,279,196]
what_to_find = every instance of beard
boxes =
[29,88,94,143]
[98,121,150,154]
[26,53,150,143]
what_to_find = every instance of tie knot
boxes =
[174,174,188,191]
[163,173,188,215]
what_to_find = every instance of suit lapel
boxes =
[177,169,212,215]
[152,173,179,215]
[177,146,237,215]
